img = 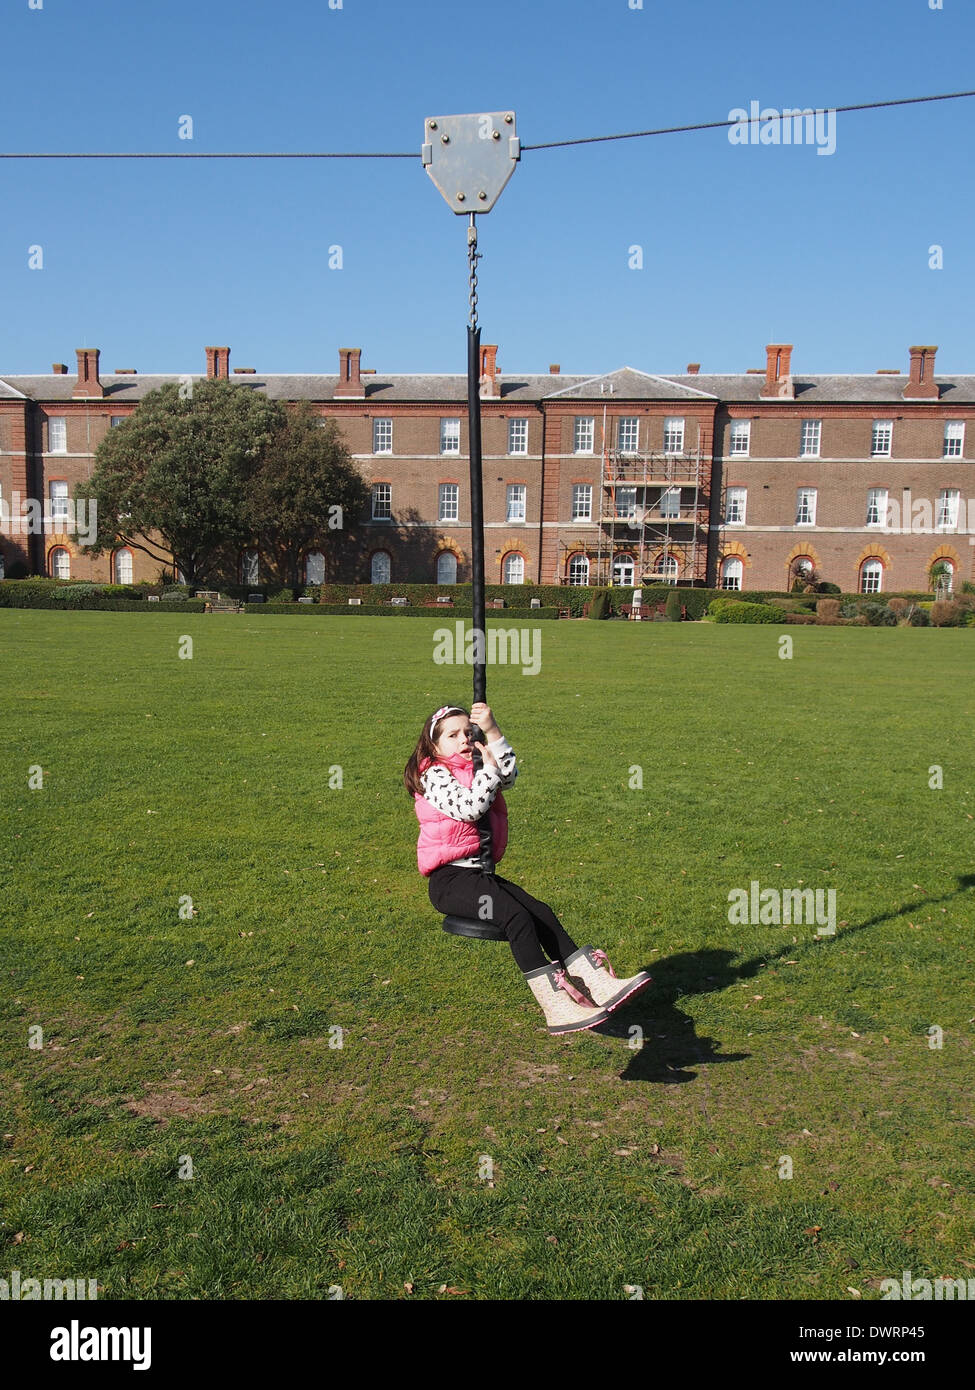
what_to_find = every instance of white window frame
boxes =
[860,559,883,594]
[438,483,459,522]
[568,554,590,585]
[660,487,681,519]
[944,422,964,458]
[663,417,685,455]
[796,488,817,526]
[371,483,391,520]
[800,420,821,457]
[371,551,391,584]
[720,556,743,591]
[49,479,69,522]
[652,554,679,584]
[373,418,392,454]
[48,416,66,453]
[866,487,888,527]
[51,546,70,579]
[729,420,751,457]
[305,550,326,585]
[114,547,133,584]
[440,418,460,455]
[617,417,639,454]
[725,487,746,524]
[613,556,635,586]
[506,484,526,522]
[573,417,594,454]
[241,550,259,585]
[937,489,960,529]
[871,420,893,457]
[503,554,525,584]
[508,418,528,455]
[571,484,592,521]
[110,416,126,429]
[616,485,637,518]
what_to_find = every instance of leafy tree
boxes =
[244,403,370,590]
[79,379,285,585]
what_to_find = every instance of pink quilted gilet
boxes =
[414,750,508,876]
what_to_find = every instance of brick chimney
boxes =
[205,346,230,379]
[903,345,938,400]
[549,363,561,375]
[479,344,499,398]
[52,363,68,374]
[73,348,105,398]
[336,347,364,398]
[686,363,701,374]
[761,343,794,399]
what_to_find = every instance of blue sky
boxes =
[2,0,972,378]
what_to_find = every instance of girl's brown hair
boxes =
[403,706,469,798]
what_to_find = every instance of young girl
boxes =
[404,702,652,1036]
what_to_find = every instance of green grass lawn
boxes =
[1,611,973,1300]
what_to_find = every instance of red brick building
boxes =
[1,341,972,594]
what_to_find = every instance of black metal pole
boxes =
[467,322,486,707]
[467,320,495,877]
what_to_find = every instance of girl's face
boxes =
[434,714,474,760]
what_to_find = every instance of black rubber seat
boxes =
[441,914,507,941]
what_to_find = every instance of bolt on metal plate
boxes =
[422,111,520,213]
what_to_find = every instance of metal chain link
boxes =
[467,215,480,329]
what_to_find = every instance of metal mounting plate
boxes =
[422,111,520,214]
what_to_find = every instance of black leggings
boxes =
[428,864,579,972]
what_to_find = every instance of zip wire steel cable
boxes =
[2,89,973,158]
[520,88,975,150]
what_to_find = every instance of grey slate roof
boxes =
[2,369,975,405]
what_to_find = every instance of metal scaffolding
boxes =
[558,419,710,587]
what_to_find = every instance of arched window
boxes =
[652,554,679,584]
[113,548,133,584]
[931,558,954,594]
[50,546,71,579]
[305,551,325,585]
[720,556,743,591]
[859,558,883,594]
[790,557,815,590]
[568,554,589,586]
[436,551,458,584]
[503,553,525,584]
[240,550,259,585]
[613,555,635,586]
[371,551,391,584]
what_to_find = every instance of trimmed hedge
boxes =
[708,597,784,624]
[243,603,559,619]
[0,595,205,612]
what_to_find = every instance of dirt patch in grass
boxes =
[122,1084,223,1127]
[510,1061,562,1087]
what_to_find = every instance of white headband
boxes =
[429,705,467,737]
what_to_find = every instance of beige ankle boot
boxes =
[562,945,652,1013]
[523,961,609,1035]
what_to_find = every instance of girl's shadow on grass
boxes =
[598,873,975,1083]
[596,949,749,1084]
